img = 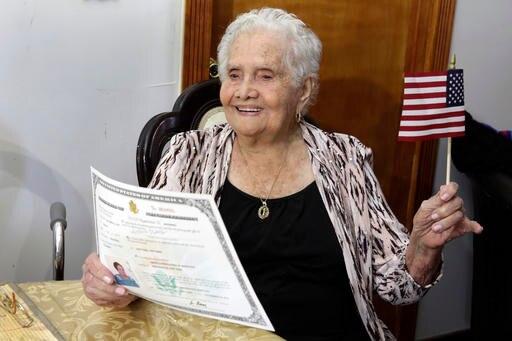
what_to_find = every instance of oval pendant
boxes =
[258,204,269,220]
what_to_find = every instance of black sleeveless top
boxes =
[219,180,370,341]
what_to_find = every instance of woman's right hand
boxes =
[81,252,137,307]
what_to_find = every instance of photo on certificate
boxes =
[104,256,140,288]
[90,167,274,331]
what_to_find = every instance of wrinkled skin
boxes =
[406,182,483,285]
[81,253,137,307]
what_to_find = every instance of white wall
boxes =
[0,0,184,282]
[415,0,512,339]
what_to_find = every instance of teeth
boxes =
[236,107,260,112]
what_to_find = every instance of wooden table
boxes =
[2,280,283,340]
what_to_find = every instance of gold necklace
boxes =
[236,138,289,220]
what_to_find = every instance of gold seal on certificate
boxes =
[90,167,274,331]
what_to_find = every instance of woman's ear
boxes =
[298,76,313,107]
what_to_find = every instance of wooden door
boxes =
[182,1,456,339]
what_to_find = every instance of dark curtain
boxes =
[452,112,512,340]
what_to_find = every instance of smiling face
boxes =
[220,30,307,141]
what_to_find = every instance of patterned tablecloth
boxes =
[13,280,283,341]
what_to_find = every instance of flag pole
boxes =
[445,54,456,185]
[446,133,452,185]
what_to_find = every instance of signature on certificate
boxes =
[189,300,207,308]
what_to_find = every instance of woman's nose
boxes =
[235,79,257,99]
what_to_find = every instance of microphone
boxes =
[50,202,67,281]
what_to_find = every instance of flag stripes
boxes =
[398,69,465,141]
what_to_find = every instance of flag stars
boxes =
[447,69,464,106]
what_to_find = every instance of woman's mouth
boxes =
[235,106,262,113]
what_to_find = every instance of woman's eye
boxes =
[261,74,273,80]
[228,69,240,79]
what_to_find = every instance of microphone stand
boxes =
[50,202,67,281]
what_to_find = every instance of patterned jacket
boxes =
[150,121,439,340]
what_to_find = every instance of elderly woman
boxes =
[82,7,483,341]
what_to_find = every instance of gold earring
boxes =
[296,110,302,123]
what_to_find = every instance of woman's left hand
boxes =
[412,182,483,249]
[406,182,483,285]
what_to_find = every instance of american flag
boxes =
[398,69,465,141]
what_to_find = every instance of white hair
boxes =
[216,7,322,114]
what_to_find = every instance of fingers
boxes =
[429,198,484,235]
[463,217,484,234]
[411,182,484,251]
[430,196,464,232]
[437,182,459,203]
[429,182,481,234]
[83,252,114,285]
[84,280,136,307]
[428,182,464,233]
[431,210,463,233]
[81,252,135,307]
[414,182,461,226]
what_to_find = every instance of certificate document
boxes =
[90,167,274,331]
